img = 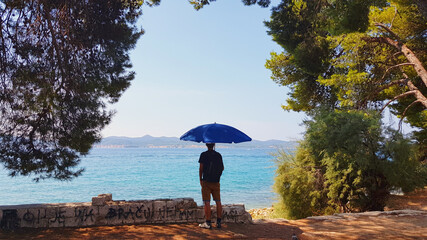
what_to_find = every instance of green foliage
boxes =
[266,0,426,219]
[273,148,329,219]
[265,0,427,155]
[273,110,427,218]
[0,0,153,181]
[265,52,338,112]
[383,133,427,193]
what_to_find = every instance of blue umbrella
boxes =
[180,123,252,144]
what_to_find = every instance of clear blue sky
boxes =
[101,0,305,141]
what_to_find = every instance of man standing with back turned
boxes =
[198,143,224,229]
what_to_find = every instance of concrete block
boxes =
[167,199,178,209]
[64,218,79,228]
[34,219,49,228]
[117,205,136,225]
[127,202,144,224]
[165,200,177,219]
[242,212,253,223]
[227,208,242,216]
[153,200,167,222]
[102,204,135,226]
[98,193,113,202]
[177,208,198,222]
[195,208,205,220]
[7,208,47,228]
[63,207,76,218]
[72,206,97,227]
[1,199,253,228]
[33,208,49,228]
[135,201,154,223]
[94,214,107,226]
[222,207,241,223]
[98,205,110,218]
[47,208,66,228]
[101,205,118,225]
[180,198,197,209]
[153,200,166,208]
[18,208,34,228]
[45,207,58,219]
[48,219,66,228]
[229,204,247,215]
[92,196,106,206]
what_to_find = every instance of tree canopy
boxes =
[266,0,427,218]
[0,0,275,181]
[265,0,427,155]
[273,110,427,219]
[0,0,157,181]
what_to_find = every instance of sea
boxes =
[0,147,282,209]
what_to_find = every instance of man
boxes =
[198,143,224,229]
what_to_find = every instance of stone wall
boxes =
[0,194,252,229]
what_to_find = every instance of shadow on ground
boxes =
[0,221,302,240]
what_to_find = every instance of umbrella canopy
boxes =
[180,123,252,144]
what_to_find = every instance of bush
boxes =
[273,110,427,219]
[273,148,329,219]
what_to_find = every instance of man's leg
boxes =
[199,182,212,229]
[212,182,222,228]
[215,200,222,219]
[203,200,211,222]
[215,200,222,228]
[199,201,212,229]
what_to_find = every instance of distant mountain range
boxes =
[95,135,298,149]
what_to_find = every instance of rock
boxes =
[92,196,107,206]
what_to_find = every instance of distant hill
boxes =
[95,135,298,149]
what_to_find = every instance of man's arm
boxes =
[199,163,203,186]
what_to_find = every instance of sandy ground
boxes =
[1,187,426,240]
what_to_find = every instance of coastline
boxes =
[0,148,277,208]
[248,186,427,219]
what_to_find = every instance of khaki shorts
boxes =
[201,181,221,202]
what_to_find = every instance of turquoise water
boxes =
[0,148,279,209]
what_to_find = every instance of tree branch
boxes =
[381,63,414,81]
[375,23,400,41]
[399,70,427,109]
[406,80,427,108]
[390,6,398,29]
[378,78,407,92]
[373,26,427,88]
[380,90,417,113]
[398,100,421,131]
[364,35,427,88]
[363,78,407,107]
[392,52,403,58]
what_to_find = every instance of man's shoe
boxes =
[199,222,212,229]
[216,222,221,229]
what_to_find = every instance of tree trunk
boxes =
[401,45,427,88]
[380,37,427,88]
[368,36,427,109]
[407,80,427,108]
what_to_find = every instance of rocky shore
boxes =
[248,207,274,219]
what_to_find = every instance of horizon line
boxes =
[101,135,300,142]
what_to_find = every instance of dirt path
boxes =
[1,187,426,240]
